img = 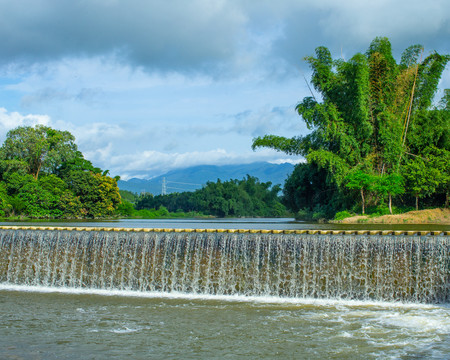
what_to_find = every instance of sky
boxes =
[0,0,449,180]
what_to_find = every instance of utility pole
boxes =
[162,177,167,195]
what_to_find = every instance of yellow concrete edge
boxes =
[0,226,447,236]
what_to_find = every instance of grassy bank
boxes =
[331,208,450,225]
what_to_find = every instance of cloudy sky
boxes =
[0,0,449,180]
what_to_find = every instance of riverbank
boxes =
[332,208,450,225]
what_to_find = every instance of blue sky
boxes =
[0,0,449,180]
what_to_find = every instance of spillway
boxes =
[1,227,448,303]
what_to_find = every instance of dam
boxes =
[1,224,450,359]
[1,226,448,303]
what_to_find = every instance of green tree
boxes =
[116,200,135,216]
[373,173,405,214]
[119,190,138,204]
[253,37,449,215]
[65,170,121,218]
[0,125,78,179]
[344,170,374,215]
[402,147,449,210]
[0,125,122,219]
[56,151,102,177]
[0,182,12,217]
[2,173,60,218]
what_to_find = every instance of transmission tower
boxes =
[161,177,167,195]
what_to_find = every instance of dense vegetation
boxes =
[253,37,449,219]
[132,176,286,218]
[0,125,285,220]
[0,125,121,218]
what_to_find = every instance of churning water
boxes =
[1,227,449,359]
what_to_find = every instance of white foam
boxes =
[111,327,141,334]
[0,283,441,309]
[338,331,354,338]
[378,313,450,333]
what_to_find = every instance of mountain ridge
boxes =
[118,162,295,195]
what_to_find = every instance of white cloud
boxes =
[0,107,51,141]
[268,158,305,165]
[229,105,305,137]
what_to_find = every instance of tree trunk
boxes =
[446,191,449,208]
[33,162,42,180]
[415,196,419,211]
[361,188,365,215]
[388,193,392,215]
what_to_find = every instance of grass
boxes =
[334,208,450,225]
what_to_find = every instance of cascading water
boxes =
[1,228,448,303]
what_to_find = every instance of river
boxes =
[1,218,449,359]
[1,217,450,231]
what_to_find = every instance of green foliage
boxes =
[0,182,12,217]
[251,135,305,156]
[283,162,352,218]
[334,210,353,221]
[64,170,121,217]
[312,210,326,221]
[115,200,135,217]
[56,151,102,177]
[0,125,121,219]
[130,206,202,219]
[344,170,375,214]
[373,173,405,214]
[374,173,405,198]
[295,209,312,221]
[119,190,138,204]
[0,125,78,179]
[367,205,391,217]
[365,204,411,217]
[253,37,449,217]
[345,170,374,192]
[135,176,286,218]
[402,146,449,209]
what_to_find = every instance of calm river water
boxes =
[1,218,449,359]
[1,217,450,231]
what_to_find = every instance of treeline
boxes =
[123,176,286,218]
[0,125,121,218]
[253,37,449,219]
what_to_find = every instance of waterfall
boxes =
[1,228,448,303]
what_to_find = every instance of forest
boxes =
[254,37,449,219]
[129,176,286,218]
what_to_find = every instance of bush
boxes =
[156,205,169,217]
[312,211,326,221]
[367,205,390,217]
[116,200,135,216]
[334,210,353,221]
[295,209,313,221]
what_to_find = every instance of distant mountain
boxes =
[118,162,295,195]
